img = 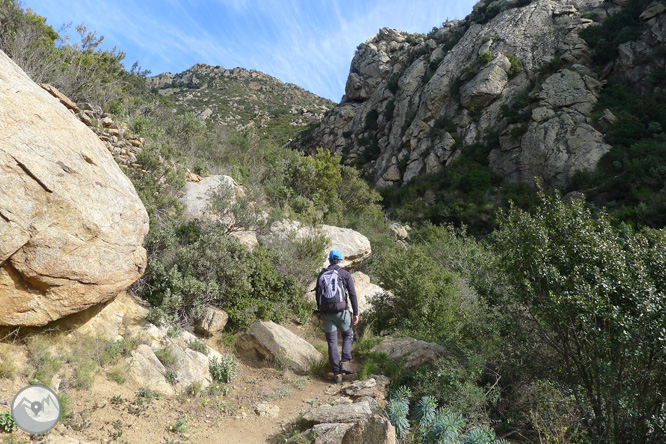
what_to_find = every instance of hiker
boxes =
[315,249,359,384]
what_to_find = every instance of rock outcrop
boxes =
[302,0,666,188]
[0,49,149,326]
[195,305,230,336]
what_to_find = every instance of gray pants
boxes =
[322,311,353,375]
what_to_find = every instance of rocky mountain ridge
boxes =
[147,63,335,140]
[302,0,666,188]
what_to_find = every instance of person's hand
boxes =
[353,315,359,326]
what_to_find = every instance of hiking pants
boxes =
[322,311,353,375]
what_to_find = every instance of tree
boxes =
[495,189,666,443]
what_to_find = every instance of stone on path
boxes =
[302,399,374,425]
[242,321,323,374]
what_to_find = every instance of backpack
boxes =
[317,268,347,313]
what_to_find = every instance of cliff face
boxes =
[304,0,666,187]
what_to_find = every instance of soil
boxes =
[0,326,362,444]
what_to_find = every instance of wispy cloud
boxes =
[24,0,477,101]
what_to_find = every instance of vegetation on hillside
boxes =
[2,0,666,443]
[148,65,334,146]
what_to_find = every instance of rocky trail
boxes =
[0,322,393,444]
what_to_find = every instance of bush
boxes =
[139,219,311,329]
[385,387,508,443]
[187,340,209,355]
[368,244,463,344]
[495,188,666,443]
[210,354,238,383]
[0,3,148,111]
[479,51,494,64]
[0,411,17,433]
[364,109,379,131]
[505,53,522,77]
[387,74,401,94]
[578,0,651,64]
[26,336,63,386]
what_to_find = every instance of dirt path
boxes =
[0,341,360,444]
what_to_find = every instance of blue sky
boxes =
[23,0,477,102]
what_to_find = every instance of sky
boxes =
[23,0,478,102]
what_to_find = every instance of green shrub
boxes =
[26,336,63,386]
[169,418,187,434]
[386,387,508,443]
[578,0,650,64]
[506,53,523,77]
[509,123,528,139]
[210,354,238,383]
[495,188,666,443]
[0,411,17,433]
[387,74,401,94]
[165,369,178,386]
[538,57,565,77]
[154,347,177,367]
[364,109,379,131]
[479,51,494,64]
[187,340,209,356]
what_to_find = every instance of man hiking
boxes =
[315,249,359,384]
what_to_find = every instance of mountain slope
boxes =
[147,63,335,143]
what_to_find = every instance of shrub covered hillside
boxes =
[2,1,666,443]
[147,64,335,146]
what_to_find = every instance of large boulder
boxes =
[310,423,355,444]
[371,337,448,369]
[320,225,371,269]
[241,321,323,374]
[0,49,149,326]
[350,272,384,315]
[261,221,371,269]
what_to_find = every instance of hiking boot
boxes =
[335,374,343,384]
[340,362,355,375]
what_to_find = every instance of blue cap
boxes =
[329,250,343,260]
